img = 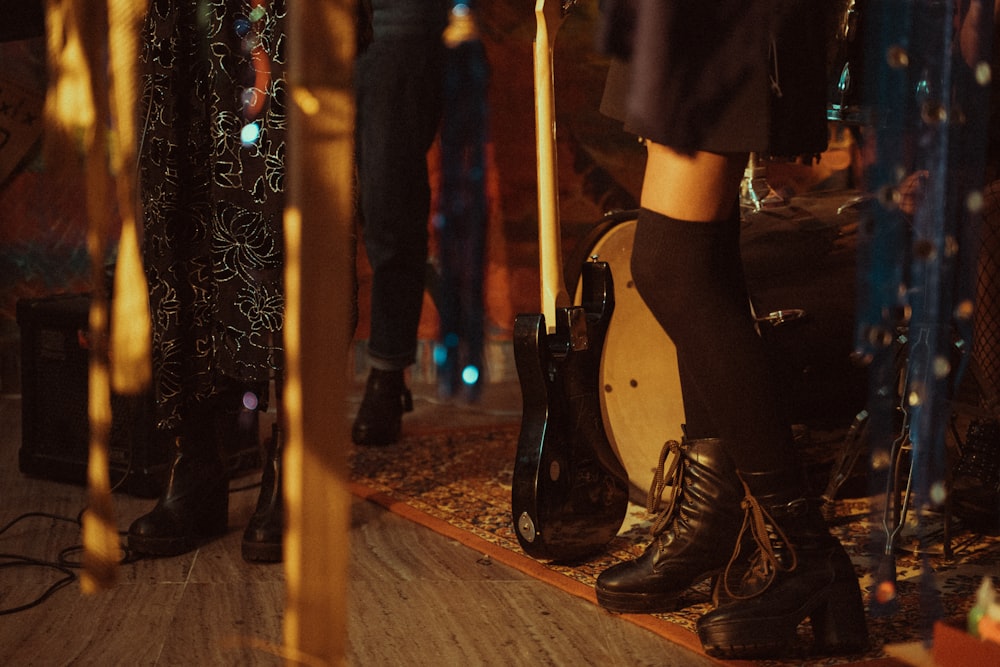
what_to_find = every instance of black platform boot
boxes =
[595,438,745,613]
[351,368,413,446]
[697,470,869,659]
[128,426,229,557]
[242,423,284,562]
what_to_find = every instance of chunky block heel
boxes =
[811,571,870,654]
[696,471,869,660]
[699,573,869,658]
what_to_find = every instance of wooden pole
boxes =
[282,1,354,664]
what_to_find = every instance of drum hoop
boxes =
[563,208,640,298]
[567,210,685,504]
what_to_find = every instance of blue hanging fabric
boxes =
[855,0,994,632]
[435,1,491,401]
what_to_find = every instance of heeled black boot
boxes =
[128,429,229,557]
[595,438,745,613]
[242,423,284,562]
[351,368,413,446]
[696,470,869,659]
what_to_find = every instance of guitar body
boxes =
[511,0,626,561]
[512,260,629,562]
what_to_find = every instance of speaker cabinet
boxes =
[17,294,261,497]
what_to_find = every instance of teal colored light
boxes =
[241,121,261,145]
[461,365,480,386]
[433,343,448,366]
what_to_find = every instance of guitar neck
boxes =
[534,0,571,327]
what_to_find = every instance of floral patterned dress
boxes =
[138,0,286,431]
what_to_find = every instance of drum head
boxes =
[581,217,685,503]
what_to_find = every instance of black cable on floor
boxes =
[0,512,80,615]
[0,554,76,615]
[0,510,136,615]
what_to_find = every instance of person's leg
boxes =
[352,35,444,445]
[637,145,866,658]
[600,144,866,659]
[356,38,442,371]
[597,145,753,611]
[128,395,234,556]
[631,144,797,473]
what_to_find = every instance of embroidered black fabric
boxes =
[139,0,287,430]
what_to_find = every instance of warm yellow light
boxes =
[293,89,321,116]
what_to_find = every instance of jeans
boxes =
[355,33,445,370]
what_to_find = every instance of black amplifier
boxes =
[17,294,260,497]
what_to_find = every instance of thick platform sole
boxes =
[128,529,224,557]
[595,588,687,614]
[241,536,282,563]
[697,577,869,659]
[595,569,722,614]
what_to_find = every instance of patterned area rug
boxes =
[348,424,1000,666]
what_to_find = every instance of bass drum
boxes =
[565,210,685,504]
[566,197,868,504]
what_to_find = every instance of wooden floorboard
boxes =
[0,385,717,666]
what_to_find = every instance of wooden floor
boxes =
[0,379,719,666]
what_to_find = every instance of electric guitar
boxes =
[511,0,629,562]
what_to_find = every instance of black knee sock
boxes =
[630,207,798,474]
[675,353,717,440]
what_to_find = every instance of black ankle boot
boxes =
[595,438,745,613]
[242,423,284,562]
[697,470,869,659]
[128,431,229,557]
[352,368,413,446]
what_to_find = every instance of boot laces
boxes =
[646,440,684,536]
[721,479,798,600]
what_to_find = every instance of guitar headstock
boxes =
[561,0,580,15]
[537,0,579,36]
